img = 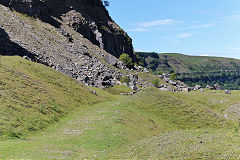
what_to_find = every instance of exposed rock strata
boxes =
[1,0,134,60]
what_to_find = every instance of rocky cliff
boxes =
[0,3,129,88]
[1,0,134,60]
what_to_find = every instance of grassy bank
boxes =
[0,56,104,139]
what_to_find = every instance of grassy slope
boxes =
[1,56,240,159]
[0,56,103,139]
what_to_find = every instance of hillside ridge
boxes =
[136,52,240,89]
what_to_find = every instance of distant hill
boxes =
[136,52,240,89]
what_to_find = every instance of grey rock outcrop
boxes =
[128,74,139,91]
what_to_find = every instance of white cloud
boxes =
[136,19,182,27]
[177,33,195,38]
[200,54,210,56]
[188,24,214,29]
[224,14,240,21]
[134,49,146,52]
[228,14,240,19]
[127,27,146,32]
[128,19,183,32]
[229,47,240,50]
[197,11,224,16]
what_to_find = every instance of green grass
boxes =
[104,85,134,95]
[112,128,240,159]
[1,56,240,159]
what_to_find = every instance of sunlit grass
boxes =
[1,56,240,159]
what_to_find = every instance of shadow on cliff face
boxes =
[0,27,34,59]
[0,0,101,30]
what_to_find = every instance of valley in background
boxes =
[136,52,240,90]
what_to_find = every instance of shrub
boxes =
[149,59,158,70]
[169,70,174,74]
[157,71,163,75]
[151,79,160,87]
[119,53,133,66]
[170,73,177,81]
[121,76,130,84]
[136,54,145,66]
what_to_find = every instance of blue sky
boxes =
[107,0,240,59]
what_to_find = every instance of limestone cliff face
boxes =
[1,0,135,60]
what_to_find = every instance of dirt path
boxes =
[0,99,124,159]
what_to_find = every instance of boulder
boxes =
[143,68,149,73]
[159,88,168,91]
[157,75,163,78]
[105,55,118,67]
[129,82,138,91]
[182,88,190,92]
[115,81,121,85]
[138,66,143,69]
[129,74,138,82]
[128,91,136,95]
[159,84,165,88]
[169,80,177,85]
[225,90,231,94]
[194,85,202,90]
[134,66,140,71]
[213,83,221,90]
[162,73,170,78]
[121,83,128,87]
[159,86,174,92]
[163,78,170,82]
[206,85,214,90]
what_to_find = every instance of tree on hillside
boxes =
[170,73,177,81]
[119,53,133,67]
